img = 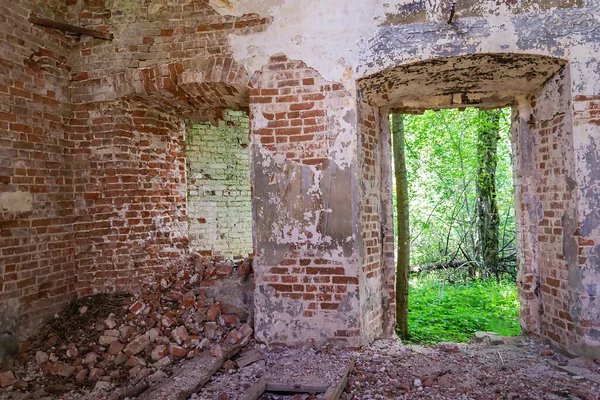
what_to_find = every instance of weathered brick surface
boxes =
[186,110,252,260]
[68,102,188,295]
[357,96,385,342]
[512,104,541,333]
[1,0,267,338]
[0,0,76,336]
[66,1,267,110]
[512,67,583,353]
[249,54,348,165]
[250,55,361,345]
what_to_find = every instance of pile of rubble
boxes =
[0,255,254,399]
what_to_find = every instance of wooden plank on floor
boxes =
[324,359,356,400]
[265,381,330,393]
[235,348,263,368]
[138,344,241,400]
[240,377,266,400]
[556,365,600,385]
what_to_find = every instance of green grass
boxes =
[402,274,521,344]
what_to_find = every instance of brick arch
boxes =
[110,55,251,121]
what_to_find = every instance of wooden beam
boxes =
[240,377,266,400]
[137,344,241,400]
[235,349,263,368]
[29,14,113,40]
[265,381,330,394]
[324,359,356,400]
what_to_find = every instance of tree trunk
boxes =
[392,114,410,340]
[476,110,501,281]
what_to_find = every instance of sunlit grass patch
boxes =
[402,274,520,344]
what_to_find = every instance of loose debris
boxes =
[0,256,253,400]
[3,254,600,400]
[323,359,355,400]
[192,349,265,400]
[139,344,243,400]
[195,344,354,400]
[344,337,600,399]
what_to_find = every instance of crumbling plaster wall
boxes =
[529,68,581,353]
[249,55,361,345]
[3,0,600,353]
[186,110,252,260]
[356,96,385,343]
[220,0,600,352]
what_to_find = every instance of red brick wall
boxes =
[66,1,268,108]
[534,108,575,346]
[0,0,75,336]
[1,0,269,336]
[378,112,397,337]
[260,248,358,321]
[250,54,361,345]
[517,67,581,352]
[68,101,188,295]
[357,96,385,342]
[249,54,347,165]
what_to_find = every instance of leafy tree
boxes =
[475,110,501,281]
[395,107,515,280]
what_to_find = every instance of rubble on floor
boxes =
[2,252,600,400]
[0,256,253,400]
[194,344,354,400]
[346,337,600,399]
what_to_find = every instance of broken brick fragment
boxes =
[207,302,221,321]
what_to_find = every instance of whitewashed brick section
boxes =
[186,110,253,260]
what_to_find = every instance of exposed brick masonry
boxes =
[249,54,348,165]
[186,110,252,260]
[357,96,385,342]
[0,0,75,335]
[69,101,188,296]
[250,54,361,345]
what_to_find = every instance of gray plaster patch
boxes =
[579,137,600,236]
[0,191,33,213]
[590,328,600,341]
[0,299,20,336]
[250,146,291,266]
[562,215,579,267]
[568,289,583,324]
[587,244,600,274]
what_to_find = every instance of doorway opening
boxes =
[391,107,520,343]
[357,53,575,348]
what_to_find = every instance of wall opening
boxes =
[185,109,253,261]
[391,107,520,343]
[359,53,582,353]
